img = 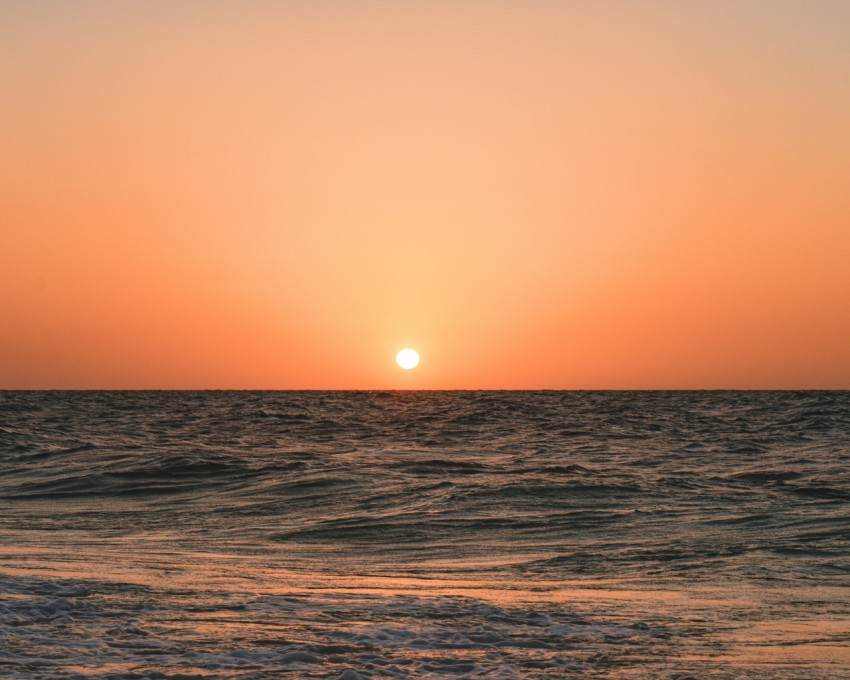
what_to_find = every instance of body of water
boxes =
[1,391,849,678]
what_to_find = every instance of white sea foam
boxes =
[0,572,690,679]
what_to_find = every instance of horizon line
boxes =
[2,388,848,393]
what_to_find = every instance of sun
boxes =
[396,348,420,370]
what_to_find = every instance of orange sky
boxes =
[2,1,849,388]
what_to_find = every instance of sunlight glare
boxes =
[396,348,420,370]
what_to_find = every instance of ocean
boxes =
[1,391,849,679]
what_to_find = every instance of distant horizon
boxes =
[3,387,848,393]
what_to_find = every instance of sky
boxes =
[2,0,849,389]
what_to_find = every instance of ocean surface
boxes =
[1,391,849,679]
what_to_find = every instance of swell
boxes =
[1,390,849,584]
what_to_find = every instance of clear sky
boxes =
[2,1,849,388]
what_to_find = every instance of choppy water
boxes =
[1,391,849,679]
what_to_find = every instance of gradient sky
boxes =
[2,1,849,388]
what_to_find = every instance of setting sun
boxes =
[396,349,420,370]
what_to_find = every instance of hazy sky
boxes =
[2,1,849,388]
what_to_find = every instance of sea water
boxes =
[1,391,849,678]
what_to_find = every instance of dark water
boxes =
[1,391,849,678]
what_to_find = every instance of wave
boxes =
[1,390,848,579]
